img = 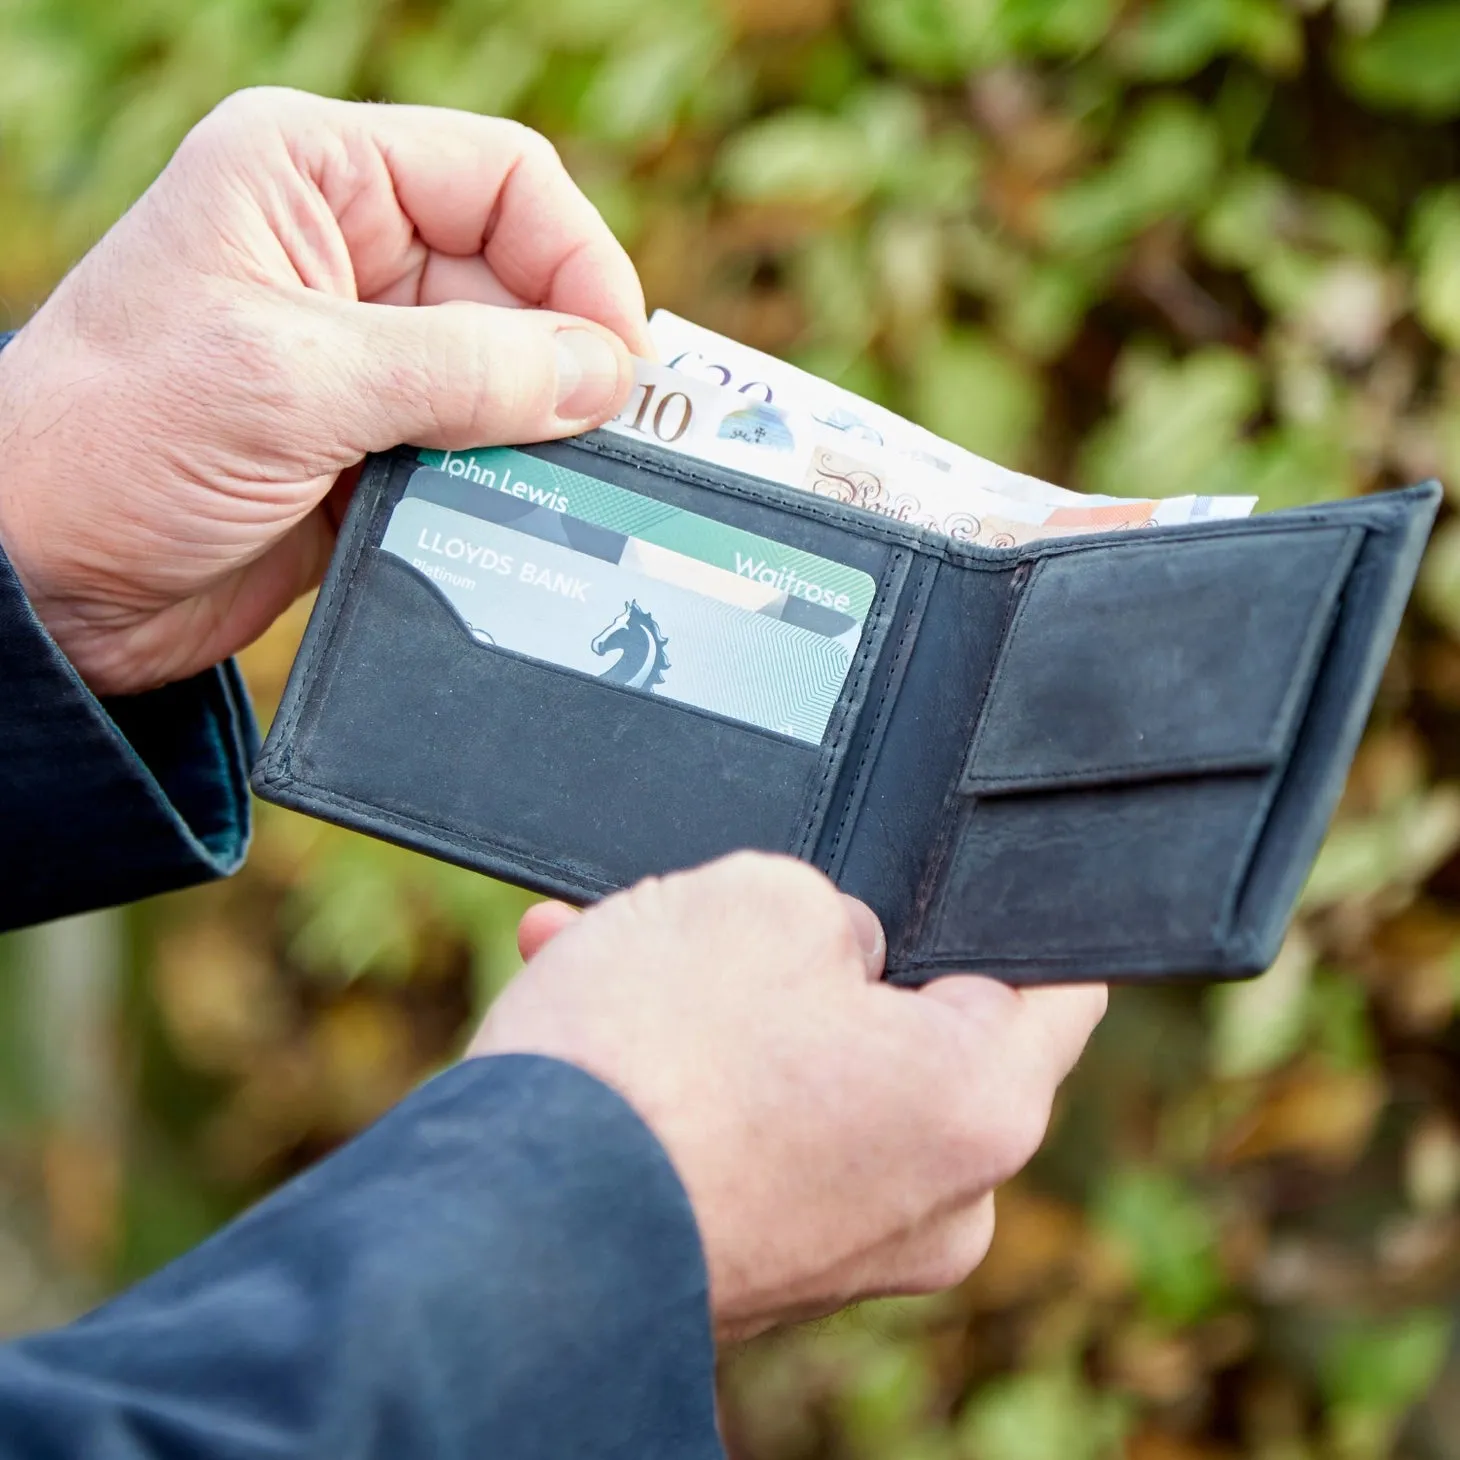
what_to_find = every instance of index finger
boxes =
[286,95,651,353]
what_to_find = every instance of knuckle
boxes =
[192,88,273,144]
[941,1080,1052,1187]
[176,88,299,171]
[504,119,563,167]
[903,1206,997,1294]
[696,852,853,955]
[761,856,845,925]
[992,1095,1054,1180]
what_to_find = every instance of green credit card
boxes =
[391,449,879,744]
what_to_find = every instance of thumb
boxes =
[517,901,581,962]
[326,298,636,454]
[921,976,1108,1085]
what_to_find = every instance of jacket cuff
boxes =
[0,541,256,930]
[6,1056,723,1460]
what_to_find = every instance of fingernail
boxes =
[843,895,886,973]
[555,330,622,420]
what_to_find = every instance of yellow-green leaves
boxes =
[1080,347,1262,498]
[1044,97,1223,257]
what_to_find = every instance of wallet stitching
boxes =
[964,754,1279,793]
[569,433,953,558]
[791,549,912,860]
[258,457,398,784]
[901,933,1218,964]
[261,770,622,896]
[821,554,937,878]
[898,561,1036,962]
[887,946,1219,980]
[955,559,1049,790]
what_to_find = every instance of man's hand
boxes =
[473,853,1106,1342]
[0,88,648,695]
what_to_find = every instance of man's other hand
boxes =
[473,853,1107,1342]
[0,88,648,694]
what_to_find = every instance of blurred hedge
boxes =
[5,0,1460,1455]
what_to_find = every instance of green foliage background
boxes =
[5,0,1460,1454]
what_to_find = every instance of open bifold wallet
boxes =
[252,431,1440,986]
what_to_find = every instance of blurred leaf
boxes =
[959,1368,1130,1460]
[579,11,728,144]
[1093,1170,1226,1325]
[853,0,1001,79]
[1338,3,1460,117]
[1221,1064,1385,1168]
[1306,969,1380,1073]
[285,839,427,982]
[1209,931,1314,1080]
[385,25,545,114]
[1000,0,1118,56]
[524,0,645,49]
[835,1344,937,1450]
[1321,1309,1453,1414]
[1079,347,1262,499]
[718,109,878,208]
[1197,167,1291,271]
[1044,96,1223,255]
[1411,186,1460,351]
[908,328,1043,466]
[995,259,1096,360]
[1304,789,1460,907]
[1420,517,1460,636]
[1116,0,1301,80]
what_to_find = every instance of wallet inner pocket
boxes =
[279,551,842,892]
[903,521,1362,975]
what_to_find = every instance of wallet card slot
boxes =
[812,552,937,884]
[834,557,1023,952]
[277,552,828,889]
[258,429,920,901]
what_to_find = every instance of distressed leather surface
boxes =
[254,433,1439,985]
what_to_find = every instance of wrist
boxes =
[0,324,51,611]
[0,320,164,693]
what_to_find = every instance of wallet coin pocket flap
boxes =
[958,524,1363,797]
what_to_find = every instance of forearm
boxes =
[0,1056,721,1460]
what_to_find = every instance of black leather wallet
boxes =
[251,432,1439,986]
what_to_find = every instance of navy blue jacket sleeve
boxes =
[0,325,255,929]
[0,1054,722,1459]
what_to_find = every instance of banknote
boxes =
[381,494,864,744]
[649,309,1093,508]
[600,360,1256,547]
[414,445,877,622]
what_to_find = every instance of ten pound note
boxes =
[598,312,1256,548]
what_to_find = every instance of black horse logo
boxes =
[591,601,670,691]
